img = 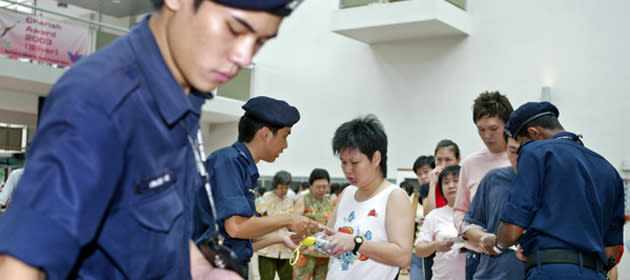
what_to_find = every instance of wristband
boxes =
[492,245,503,254]
[493,242,505,254]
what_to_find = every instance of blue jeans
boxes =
[409,253,424,280]
[465,251,480,280]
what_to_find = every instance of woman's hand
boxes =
[430,166,444,184]
[323,230,355,257]
[434,239,454,252]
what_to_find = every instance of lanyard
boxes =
[182,123,220,233]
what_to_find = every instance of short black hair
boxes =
[150,0,204,10]
[437,165,461,199]
[255,186,266,196]
[290,182,300,193]
[332,115,388,178]
[515,115,564,139]
[400,181,414,196]
[330,183,341,195]
[309,168,330,185]
[238,114,283,143]
[412,155,435,174]
[434,139,460,160]
[271,170,292,189]
[472,91,513,124]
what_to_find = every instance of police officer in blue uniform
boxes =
[193,96,317,275]
[0,1,304,279]
[491,102,624,279]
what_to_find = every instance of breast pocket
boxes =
[131,187,184,233]
[99,186,186,279]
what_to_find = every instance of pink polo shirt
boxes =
[453,150,509,252]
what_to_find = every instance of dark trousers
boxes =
[258,255,292,280]
[239,264,249,279]
[423,253,434,279]
[465,251,480,280]
[526,263,605,280]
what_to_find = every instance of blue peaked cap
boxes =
[242,96,300,127]
[505,101,559,138]
[213,0,304,16]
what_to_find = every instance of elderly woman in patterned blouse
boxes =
[293,168,334,279]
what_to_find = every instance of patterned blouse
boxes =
[302,192,332,257]
[255,191,294,259]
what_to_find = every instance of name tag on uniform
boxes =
[134,169,176,194]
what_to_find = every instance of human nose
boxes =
[485,131,493,139]
[342,163,352,174]
[230,37,256,67]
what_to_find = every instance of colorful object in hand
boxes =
[290,237,316,266]
[290,236,336,266]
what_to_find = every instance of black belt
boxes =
[525,249,606,274]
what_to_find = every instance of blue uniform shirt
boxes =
[193,141,259,265]
[0,15,212,279]
[465,167,525,279]
[500,132,625,264]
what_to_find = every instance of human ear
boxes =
[258,126,271,141]
[527,127,545,140]
[372,151,382,169]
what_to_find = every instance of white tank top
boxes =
[326,184,399,280]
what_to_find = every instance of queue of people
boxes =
[190,94,622,280]
[0,0,623,279]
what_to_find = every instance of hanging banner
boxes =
[0,8,89,67]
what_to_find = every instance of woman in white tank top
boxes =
[323,115,414,280]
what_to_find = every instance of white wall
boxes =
[203,0,630,180]
[202,122,238,154]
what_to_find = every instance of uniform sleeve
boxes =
[463,173,490,232]
[604,177,625,246]
[453,161,471,233]
[210,157,255,224]
[416,211,437,245]
[499,150,542,228]
[0,92,124,280]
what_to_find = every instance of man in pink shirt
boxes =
[452,91,513,280]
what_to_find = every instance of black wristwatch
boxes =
[352,235,364,255]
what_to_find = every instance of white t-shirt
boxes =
[415,206,465,280]
[327,184,399,280]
